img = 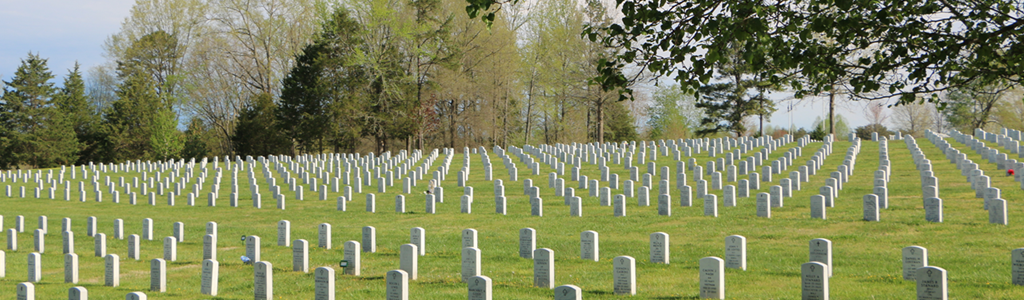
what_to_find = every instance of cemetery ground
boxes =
[1,137,1022,299]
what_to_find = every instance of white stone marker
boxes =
[725,235,746,270]
[520,228,536,259]
[294,239,309,273]
[68,286,87,300]
[462,247,481,282]
[462,228,478,248]
[916,266,947,300]
[254,261,273,300]
[554,285,582,300]
[411,227,426,256]
[581,230,599,261]
[95,233,107,257]
[704,194,718,217]
[105,254,120,287]
[125,234,139,260]
[863,194,879,221]
[809,238,833,277]
[343,241,360,275]
[366,194,375,212]
[7,228,16,251]
[386,269,409,300]
[17,282,34,300]
[614,194,626,217]
[1012,248,1024,286]
[990,198,1008,225]
[318,223,332,249]
[126,292,147,300]
[113,219,124,240]
[534,248,555,288]
[64,253,78,283]
[315,267,335,300]
[650,232,669,264]
[614,256,637,295]
[811,195,826,220]
[31,229,43,253]
[277,220,290,247]
[700,256,725,299]
[85,216,95,236]
[400,244,419,280]
[802,262,829,300]
[903,246,927,281]
[201,259,219,296]
[924,198,943,223]
[468,275,492,300]
[163,237,177,262]
[246,235,261,262]
[142,218,153,240]
[657,194,672,216]
[757,192,771,218]
[363,226,377,253]
[151,258,166,292]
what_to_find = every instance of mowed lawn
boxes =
[0,137,1022,299]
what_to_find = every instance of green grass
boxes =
[0,137,1022,299]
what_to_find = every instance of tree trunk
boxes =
[828,87,836,137]
[525,79,535,145]
[596,100,604,144]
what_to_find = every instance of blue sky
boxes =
[0,0,880,132]
[0,0,135,83]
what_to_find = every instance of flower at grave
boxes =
[241,255,251,264]
[1009,169,1015,176]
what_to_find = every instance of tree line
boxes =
[4,0,1022,169]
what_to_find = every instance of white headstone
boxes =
[104,254,119,287]
[64,253,78,283]
[650,232,669,264]
[699,256,725,299]
[581,230,599,261]
[201,259,219,296]
[462,247,481,282]
[386,269,409,300]
[151,258,166,292]
[809,238,833,277]
[294,239,309,273]
[534,248,555,288]
[315,267,335,300]
[467,275,492,300]
[254,261,273,300]
[400,244,418,280]
[916,266,947,300]
[903,246,927,281]
[613,256,637,295]
[519,228,536,259]
[343,241,360,276]
[725,235,746,270]
[802,262,829,300]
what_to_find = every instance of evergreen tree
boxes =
[181,117,210,160]
[55,63,98,164]
[279,8,366,154]
[0,53,57,168]
[233,93,290,157]
[101,72,162,162]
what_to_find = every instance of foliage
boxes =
[809,124,826,141]
[855,124,894,140]
[603,101,638,142]
[941,80,1012,133]
[181,117,210,160]
[232,93,290,157]
[0,53,79,168]
[278,7,367,154]
[647,85,703,140]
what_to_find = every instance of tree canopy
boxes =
[468,0,1024,105]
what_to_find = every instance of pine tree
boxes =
[0,53,57,168]
[54,63,96,164]
[232,93,290,157]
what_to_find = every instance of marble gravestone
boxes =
[809,238,833,277]
[725,235,746,270]
[202,259,219,295]
[581,231,599,261]
[916,267,947,300]
[699,257,725,299]
[802,262,829,300]
[519,228,536,259]
[650,232,669,264]
[534,248,555,289]
[613,256,637,295]
[902,246,927,281]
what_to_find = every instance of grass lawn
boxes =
[0,136,1022,299]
